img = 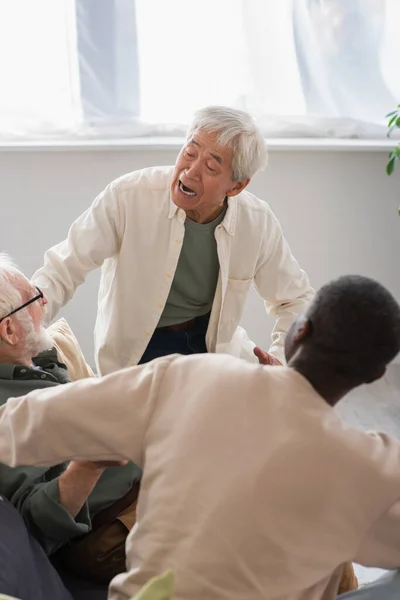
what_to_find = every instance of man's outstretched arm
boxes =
[0,356,173,470]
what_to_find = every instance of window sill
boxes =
[0,137,397,152]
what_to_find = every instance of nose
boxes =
[185,159,201,181]
[42,293,48,306]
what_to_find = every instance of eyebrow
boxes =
[189,139,223,165]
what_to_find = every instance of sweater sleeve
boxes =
[354,498,400,570]
[1,463,91,555]
[0,356,174,471]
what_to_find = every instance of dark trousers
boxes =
[0,495,72,600]
[139,313,209,364]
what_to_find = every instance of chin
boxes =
[21,318,54,358]
[37,328,54,353]
[28,327,54,356]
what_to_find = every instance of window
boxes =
[76,0,139,126]
[0,0,399,140]
[0,0,80,137]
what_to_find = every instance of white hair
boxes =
[0,253,23,320]
[0,253,52,354]
[186,106,268,181]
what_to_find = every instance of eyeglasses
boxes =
[0,287,44,323]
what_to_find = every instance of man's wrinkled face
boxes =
[25,283,46,331]
[170,130,248,223]
[17,278,52,356]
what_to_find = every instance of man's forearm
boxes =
[58,461,104,517]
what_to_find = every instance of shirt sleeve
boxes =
[31,182,123,324]
[254,212,314,364]
[0,355,174,471]
[12,476,91,555]
[354,499,400,569]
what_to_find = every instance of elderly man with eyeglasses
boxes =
[32,105,314,376]
[0,254,140,593]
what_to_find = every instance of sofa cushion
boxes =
[47,318,94,381]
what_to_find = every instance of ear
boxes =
[364,367,386,384]
[0,317,20,346]
[293,317,312,343]
[226,178,251,197]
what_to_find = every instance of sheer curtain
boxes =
[0,0,80,137]
[0,0,399,140]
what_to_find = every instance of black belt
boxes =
[157,312,210,333]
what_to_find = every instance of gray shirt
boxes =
[0,349,140,554]
[159,208,226,327]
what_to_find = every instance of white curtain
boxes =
[0,0,81,138]
[0,0,399,140]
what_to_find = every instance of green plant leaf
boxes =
[387,156,396,175]
[388,123,400,137]
[384,107,400,184]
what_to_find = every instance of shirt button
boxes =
[175,239,181,244]
[145,331,151,337]
[166,272,172,279]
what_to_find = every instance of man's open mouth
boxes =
[179,180,196,197]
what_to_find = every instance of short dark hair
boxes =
[305,275,400,381]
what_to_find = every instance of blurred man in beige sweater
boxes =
[0,274,400,600]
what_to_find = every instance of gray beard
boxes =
[25,326,54,357]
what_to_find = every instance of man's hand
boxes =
[253,346,282,366]
[57,460,127,518]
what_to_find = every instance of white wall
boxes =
[1,146,399,367]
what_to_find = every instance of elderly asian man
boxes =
[32,105,314,375]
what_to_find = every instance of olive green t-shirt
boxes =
[159,209,226,327]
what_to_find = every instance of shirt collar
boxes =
[0,363,17,380]
[0,362,37,380]
[168,196,180,220]
[222,196,238,236]
[168,195,238,236]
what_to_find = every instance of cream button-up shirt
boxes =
[1,355,400,600]
[32,166,313,375]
